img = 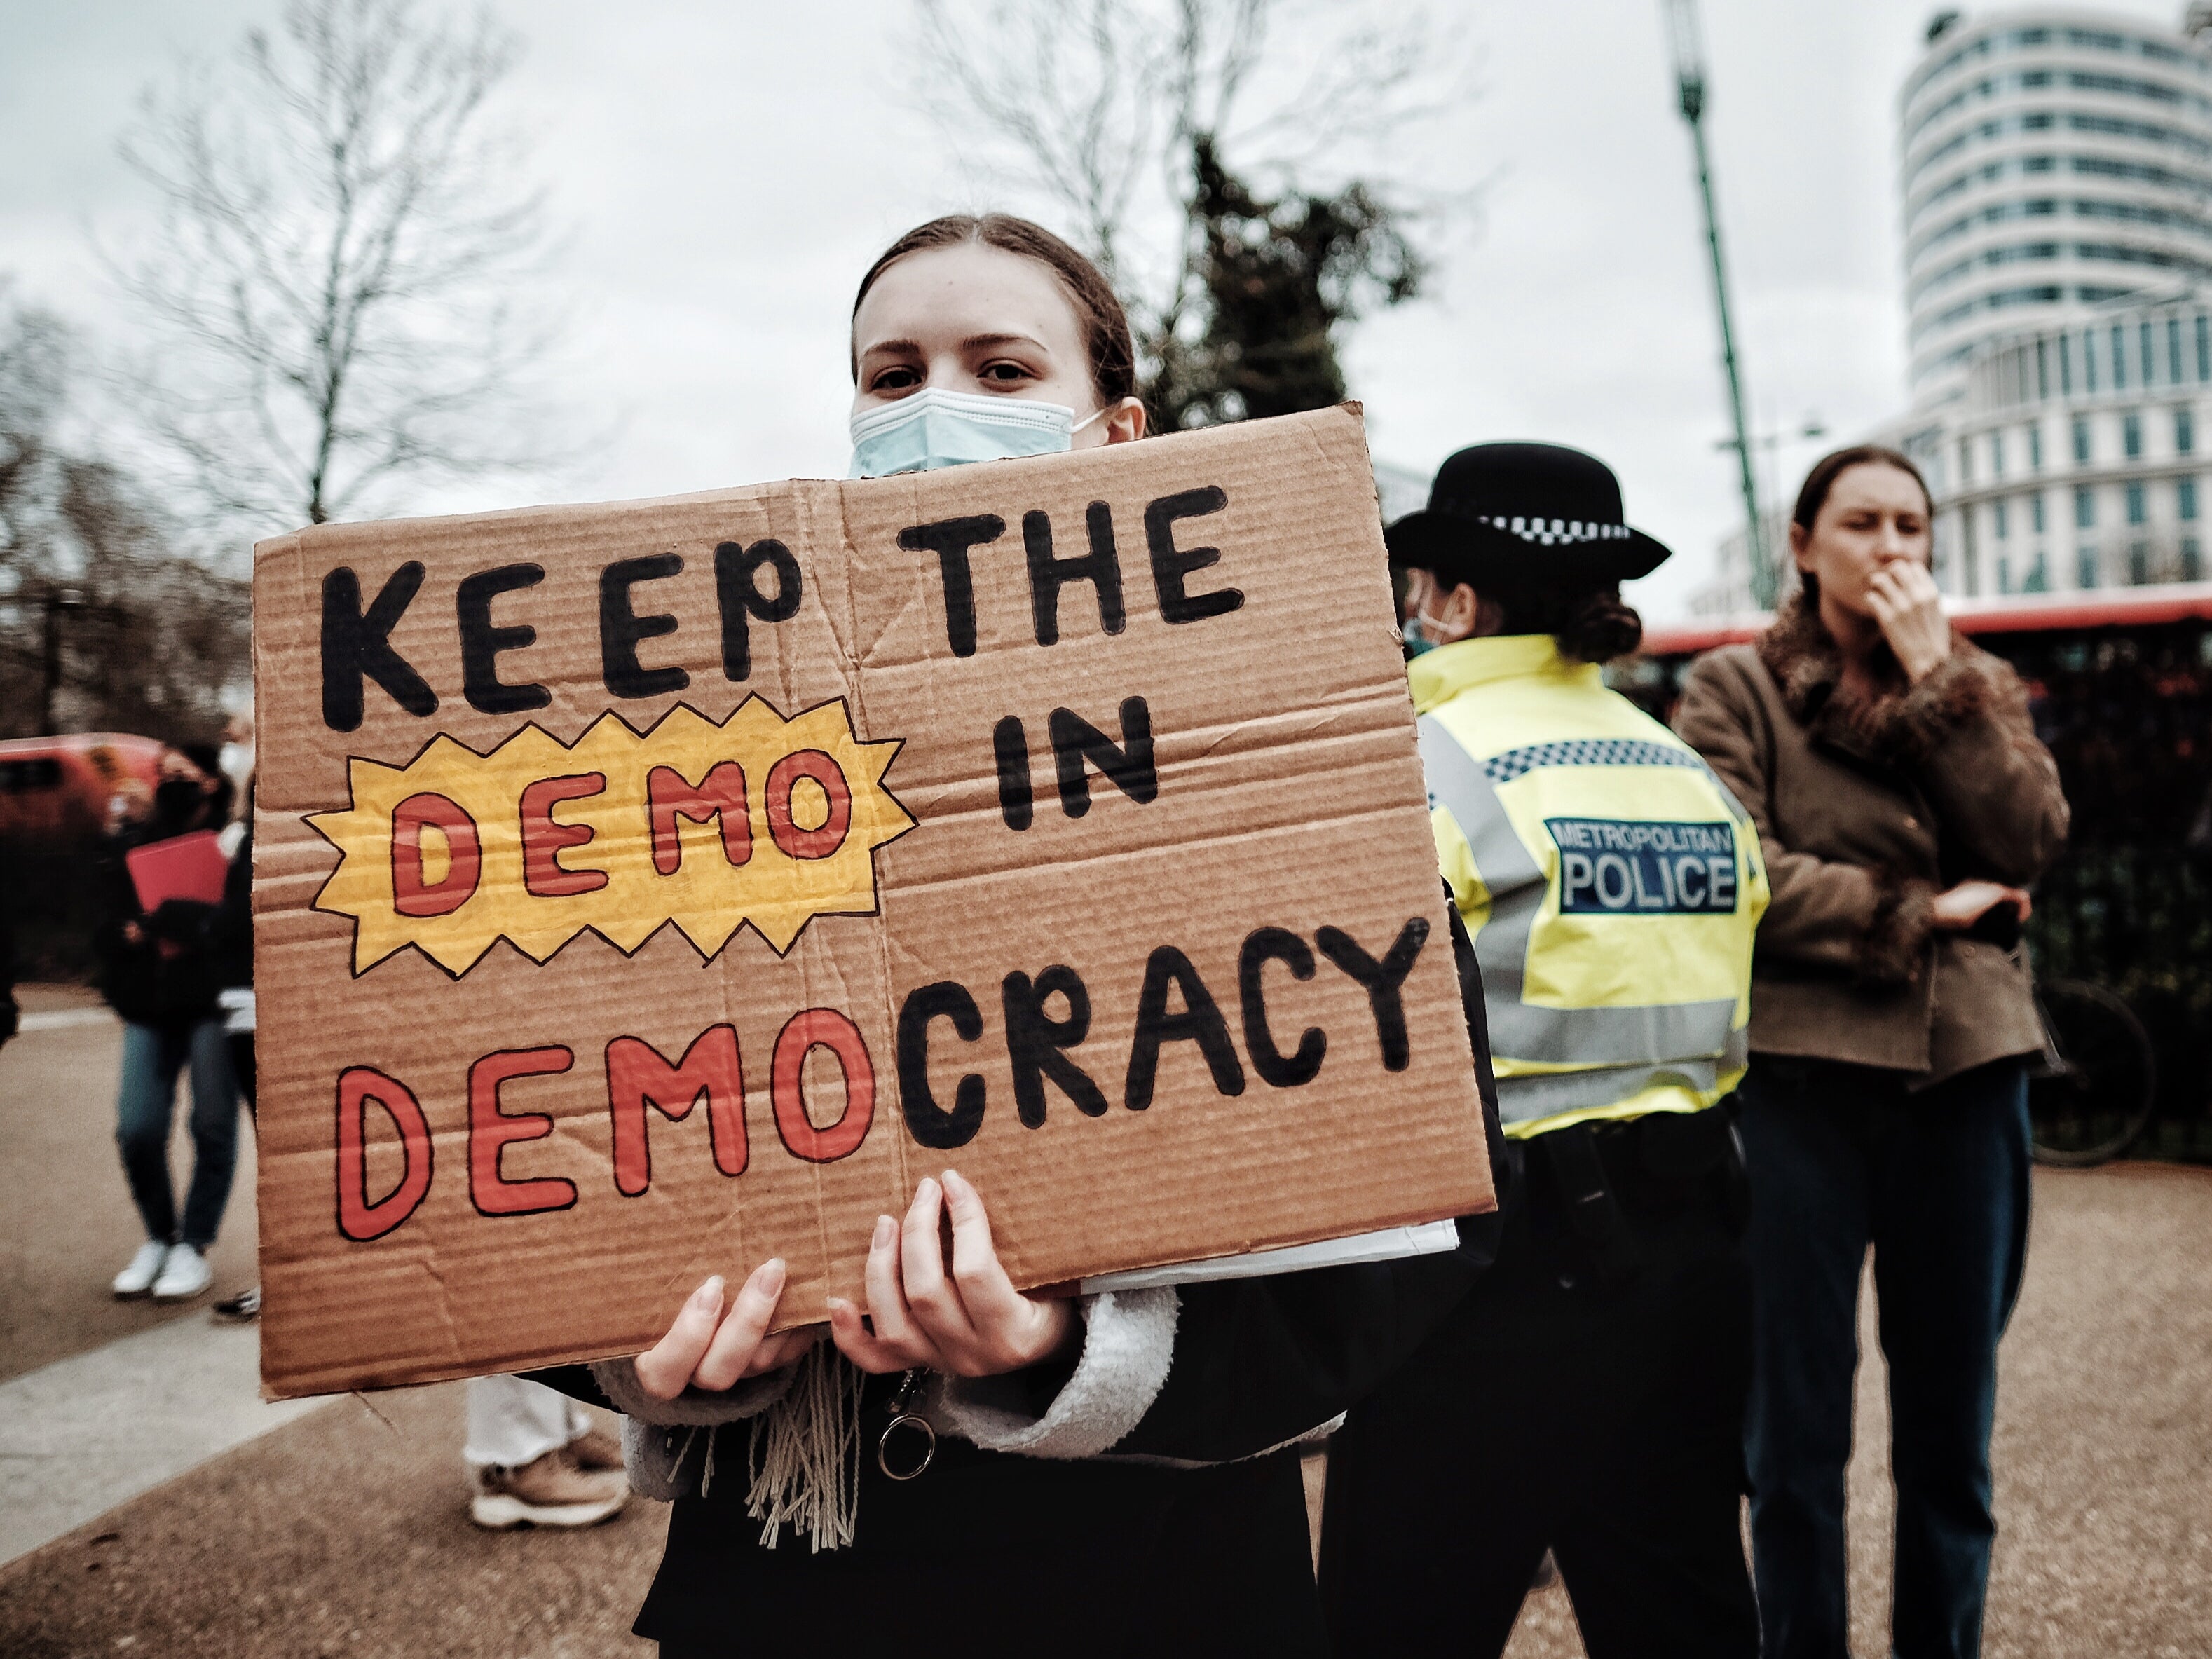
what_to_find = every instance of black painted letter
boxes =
[1050,697,1156,818]
[896,981,987,1150]
[321,563,437,732]
[1126,946,1245,1111]
[1145,486,1242,624]
[714,539,802,682]
[457,564,551,715]
[600,554,690,699]
[1023,503,1126,646]
[898,515,1006,658]
[1239,927,1327,1088]
[1318,918,1431,1072]
[1002,966,1107,1127]
[993,716,1034,831]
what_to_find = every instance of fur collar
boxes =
[1756,591,1988,765]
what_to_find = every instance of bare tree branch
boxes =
[107,0,572,545]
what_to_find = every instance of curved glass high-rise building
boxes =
[1902,9,2212,398]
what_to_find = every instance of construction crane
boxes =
[1663,0,1773,610]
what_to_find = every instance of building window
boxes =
[2171,317,2185,384]
[2028,423,2044,471]
[2127,482,2146,524]
[1991,431,2005,477]
[2142,321,2157,387]
[2075,486,2096,528]
[2077,545,2100,588]
[2199,314,2210,381]
[2073,416,2092,463]
[2124,413,2143,458]
[2185,537,2204,581]
[1998,554,2014,594]
[2026,551,2050,592]
[1958,438,1974,485]
[2129,542,2150,585]
[1995,499,2010,540]
[2179,409,2196,455]
[2181,478,2199,521]
[2037,338,2051,400]
[2113,324,2129,390]
[2084,329,2100,392]
[2060,332,2075,393]
[2032,492,2047,534]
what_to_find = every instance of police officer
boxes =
[1320,443,1768,1658]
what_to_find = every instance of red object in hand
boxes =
[125,829,229,913]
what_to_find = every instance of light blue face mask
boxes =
[848,387,1103,478]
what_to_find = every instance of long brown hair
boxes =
[850,214,1136,408]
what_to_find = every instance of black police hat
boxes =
[1385,442,1672,588]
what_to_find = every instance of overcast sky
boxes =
[0,0,2192,617]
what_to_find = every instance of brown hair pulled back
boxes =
[851,214,1136,409]
[1787,444,1935,606]
[1496,585,1644,665]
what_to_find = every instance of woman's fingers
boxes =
[743,1322,824,1379]
[634,1275,725,1400]
[691,1258,788,1391]
[940,1168,1028,1339]
[857,1210,946,1369]
[900,1177,978,1345]
[827,1296,918,1373]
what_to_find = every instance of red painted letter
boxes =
[765,749,852,861]
[468,1046,578,1216]
[390,793,482,918]
[336,1066,434,1241]
[771,1009,875,1163]
[606,1025,748,1195]
[519,773,608,896]
[646,763,752,876]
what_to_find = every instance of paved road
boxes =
[3,996,2207,1655]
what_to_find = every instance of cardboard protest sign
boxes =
[251,404,1494,1399]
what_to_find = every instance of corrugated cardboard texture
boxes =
[252,405,1493,1398]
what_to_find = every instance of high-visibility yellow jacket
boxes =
[1412,634,1768,1138]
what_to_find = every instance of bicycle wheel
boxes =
[2028,978,2158,1168]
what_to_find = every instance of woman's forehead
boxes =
[1827,463,1925,512]
[853,243,1082,354]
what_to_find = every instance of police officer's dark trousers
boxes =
[1320,1112,1759,1659]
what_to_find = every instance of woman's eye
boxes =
[980,360,1034,383]
[871,366,920,392]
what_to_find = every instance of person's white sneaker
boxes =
[151,1243,213,1301]
[112,1241,170,1299]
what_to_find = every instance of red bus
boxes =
[1619,584,2212,1164]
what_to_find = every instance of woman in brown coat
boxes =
[1674,446,2068,1659]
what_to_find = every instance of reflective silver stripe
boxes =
[1418,715,1543,1004]
[1487,997,1742,1066]
[1495,1056,1735,1124]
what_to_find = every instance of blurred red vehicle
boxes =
[0,733,165,848]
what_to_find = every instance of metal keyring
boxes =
[877,1412,936,1480]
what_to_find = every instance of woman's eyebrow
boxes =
[962,332,1046,353]
[858,337,924,359]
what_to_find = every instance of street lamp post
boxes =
[1663,0,1774,610]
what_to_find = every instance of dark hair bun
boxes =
[1555,590,1642,664]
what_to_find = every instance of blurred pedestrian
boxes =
[94,742,241,1302]
[1674,446,2069,1659]
[1321,443,1768,1658]
[465,1376,627,1529]
[209,709,261,1323]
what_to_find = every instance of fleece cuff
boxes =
[931,1288,1179,1460]
[1887,649,1991,762]
[1859,871,1938,986]
[587,1356,796,1426]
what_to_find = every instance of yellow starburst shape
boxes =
[308,699,914,976]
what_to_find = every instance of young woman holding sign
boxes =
[530,215,1506,1657]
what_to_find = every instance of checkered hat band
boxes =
[1471,515,1632,547]
[1483,739,1712,784]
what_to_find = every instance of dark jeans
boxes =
[1739,1056,2031,1659]
[1321,1113,1759,1659]
[116,1017,240,1251]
